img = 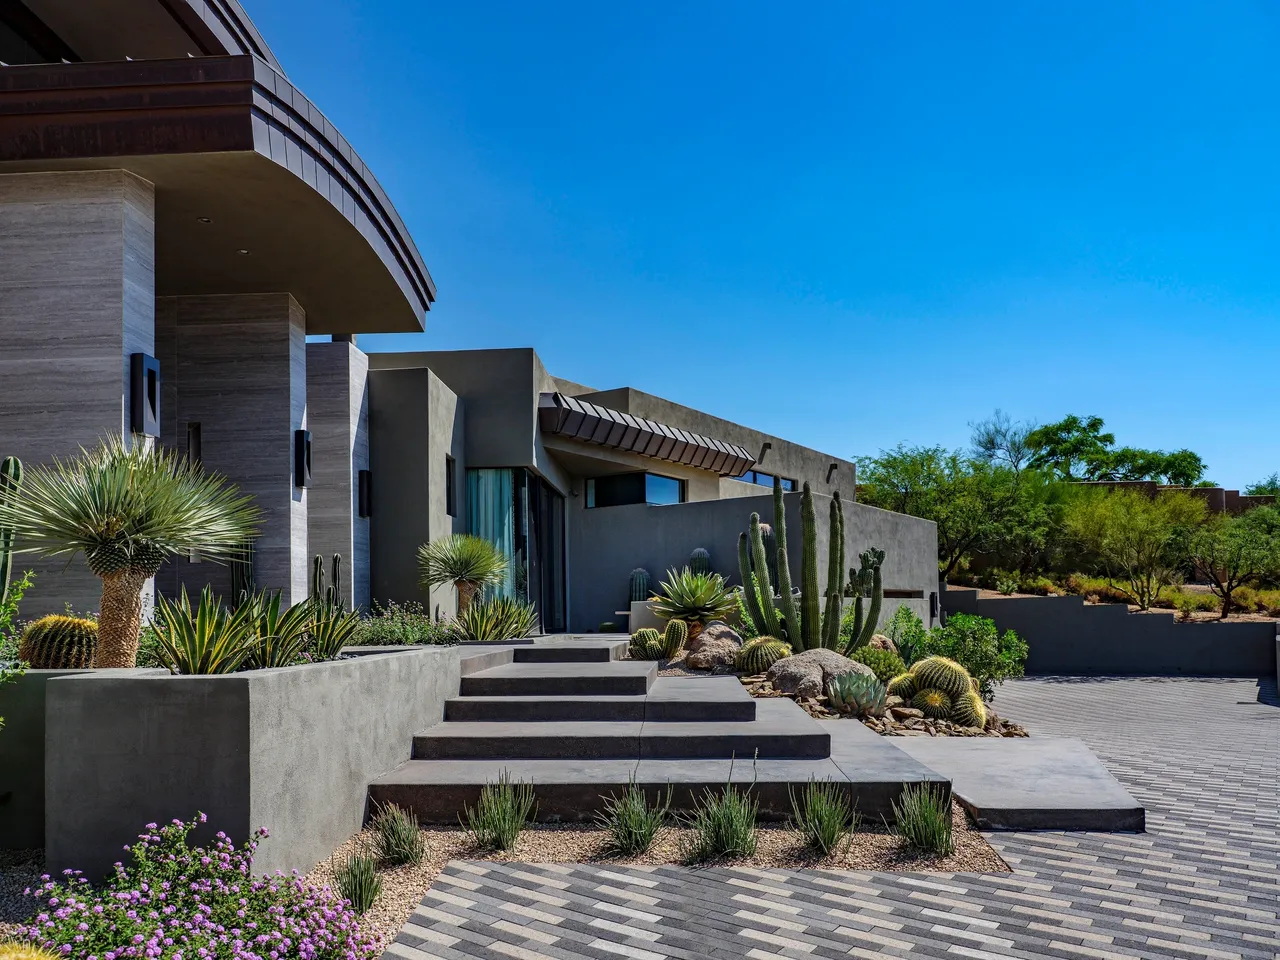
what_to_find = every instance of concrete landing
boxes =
[890,735,1145,831]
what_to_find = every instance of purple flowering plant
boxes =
[20,813,378,960]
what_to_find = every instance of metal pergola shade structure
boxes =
[537,392,755,478]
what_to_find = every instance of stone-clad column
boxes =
[306,340,370,610]
[0,170,155,616]
[157,294,308,603]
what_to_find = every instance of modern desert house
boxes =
[0,1,939,632]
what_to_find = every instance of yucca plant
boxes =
[790,778,859,856]
[153,585,256,675]
[454,596,539,642]
[309,608,361,661]
[242,590,314,669]
[371,801,426,866]
[651,567,736,628]
[333,846,381,913]
[464,770,537,850]
[417,534,508,613]
[0,437,259,667]
[597,776,671,856]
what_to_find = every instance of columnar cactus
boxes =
[628,567,651,604]
[822,493,845,650]
[0,455,21,608]
[688,548,710,576]
[772,479,801,647]
[839,547,885,655]
[799,483,821,649]
[661,618,688,658]
[758,523,778,591]
[739,513,782,637]
[311,553,346,613]
[18,615,99,668]
[629,628,664,661]
[230,540,255,603]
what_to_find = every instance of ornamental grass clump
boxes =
[680,777,759,863]
[892,783,954,856]
[464,771,537,851]
[334,847,382,914]
[371,801,426,866]
[790,778,860,856]
[597,777,670,856]
[17,812,377,959]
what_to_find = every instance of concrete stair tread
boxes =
[459,660,656,697]
[443,675,757,723]
[511,641,629,663]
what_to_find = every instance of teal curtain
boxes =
[466,468,516,598]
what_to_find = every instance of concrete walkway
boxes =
[385,676,1279,960]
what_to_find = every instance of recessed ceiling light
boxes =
[196,216,212,224]
[236,248,250,255]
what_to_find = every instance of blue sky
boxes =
[254,2,1278,488]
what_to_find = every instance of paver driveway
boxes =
[386,676,1279,960]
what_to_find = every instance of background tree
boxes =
[969,409,1035,472]
[1063,488,1206,609]
[0,437,260,668]
[1187,507,1280,617]
[1025,415,1114,480]
[1245,473,1280,496]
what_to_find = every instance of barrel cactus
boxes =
[630,627,661,660]
[688,548,711,576]
[628,567,651,604]
[827,672,887,717]
[911,687,952,719]
[886,672,917,700]
[952,687,988,729]
[18,615,99,668]
[736,636,791,675]
[910,656,972,701]
[661,618,688,658]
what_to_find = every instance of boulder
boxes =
[867,634,898,654]
[684,620,741,670]
[766,648,874,699]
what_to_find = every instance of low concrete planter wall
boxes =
[944,587,1278,676]
[1,646,480,880]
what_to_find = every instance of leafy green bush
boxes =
[892,783,953,855]
[371,802,425,866]
[916,614,1026,702]
[455,596,539,642]
[883,604,929,665]
[597,777,670,856]
[1172,591,1219,620]
[1062,574,1131,604]
[680,779,758,863]
[335,847,381,913]
[465,771,537,850]
[848,645,906,683]
[790,779,859,856]
[351,600,458,646]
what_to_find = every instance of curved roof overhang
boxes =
[538,393,756,478]
[0,56,434,334]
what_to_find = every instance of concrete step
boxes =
[413,699,827,760]
[369,722,949,823]
[458,661,657,697]
[511,641,629,663]
[443,676,756,723]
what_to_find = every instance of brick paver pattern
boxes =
[385,677,1280,960]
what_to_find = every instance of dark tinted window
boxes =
[586,472,685,508]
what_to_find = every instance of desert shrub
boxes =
[351,600,458,646]
[1187,507,1280,617]
[1017,574,1058,596]
[1062,574,1132,604]
[371,802,426,866]
[916,614,1026,702]
[1231,585,1280,615]
[892,783,953,855]
[15,814,376,958]
[598,777,670,856]
[465,771,537,850]
[681,780,758,863]
[335,847,382,914]
[848,645,906,683]
[790,779,859,856]
[883,604,930,665]
[1173,591,1219,621]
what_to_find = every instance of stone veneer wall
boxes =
[0,169,156,616]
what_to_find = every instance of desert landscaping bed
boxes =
[305,801,1006,950]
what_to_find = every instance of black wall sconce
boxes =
[358,469,372,517]
[130,353,161,437]
[826,462,839,483]
[294,430,312,488]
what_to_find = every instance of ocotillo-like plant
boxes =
[822,493,845,649]
[0,456,21,608]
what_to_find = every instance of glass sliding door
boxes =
[466,468,516,599]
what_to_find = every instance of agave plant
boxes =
[0,437,259,667]
[153,585,257,675]
[651,567,736,626]
[454,596,539,642]
[416,534,508,613]
[308,608,361,661]
[242,590,314,669]
[826,672,887,717]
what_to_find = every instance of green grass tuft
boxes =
[892,783,953,855]
[680,773,758,864]
[464,770,538,850]
[790,778,860,856]
[334,847,382,913]
[371,801,426,866]
[597,777,671,856]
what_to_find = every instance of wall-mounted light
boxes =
[358,469,372,517]
[236,248,250,256]
[129,353,161,437]
[196,216,212,224]
[826,462,838,483]
[757,441,772,463]
[294,430,312,488]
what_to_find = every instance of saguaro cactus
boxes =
[0,455,21,608]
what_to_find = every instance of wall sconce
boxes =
[826,462,838,483]
[358,469,372,517]
[757,441,772,463]
[294,430,312,488]
[130,353,161,437]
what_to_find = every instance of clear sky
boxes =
[252,1,1278,489]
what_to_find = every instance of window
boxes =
[741,470,795,491]
[445,455,457,517]
[585,472,686,508]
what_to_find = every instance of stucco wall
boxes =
[568,490,938,633]
[944,587,1278,676]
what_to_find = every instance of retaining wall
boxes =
[944,587,1278,677]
